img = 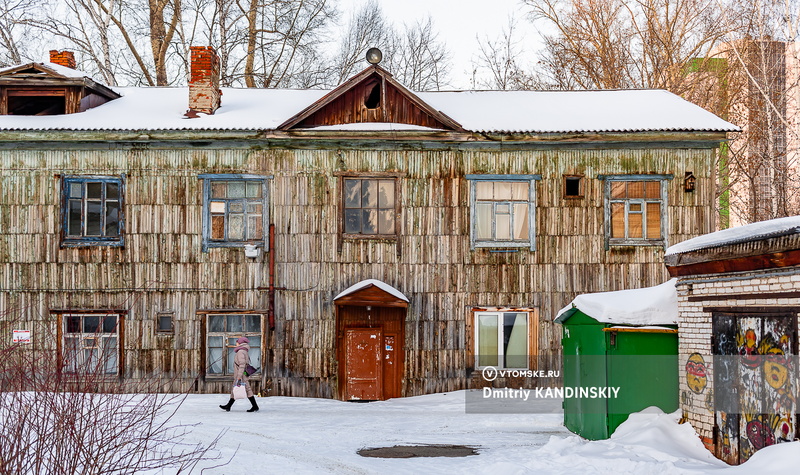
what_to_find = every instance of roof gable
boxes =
[278,65,463,131]
[333,279,409,308]
[0,63,73,79]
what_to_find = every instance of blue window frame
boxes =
[200,174,270,251]
[467,174,540,250]
[61,175,124,247]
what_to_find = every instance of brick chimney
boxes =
[187,46,221,116]
[49,50,76,69]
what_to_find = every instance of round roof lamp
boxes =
[366,48,383,65]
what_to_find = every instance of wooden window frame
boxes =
[471,308,538,370]
[199,174,271,252]
[156,312,174,335]
[601,174,671,249]
[563,175,584,199]
[60,175,125,248]
[57,312,124,378]
[337,172,402,240]
[203,312,263,378]
[467,174,540,251]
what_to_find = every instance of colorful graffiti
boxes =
[685,353,708,394]
[712,313,796,465]
[735,317,796,463]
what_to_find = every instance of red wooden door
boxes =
[382,334,400,399]
[344,328,382,400]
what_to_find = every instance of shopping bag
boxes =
[232,381,247,400]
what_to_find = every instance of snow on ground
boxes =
[158,390,799,474]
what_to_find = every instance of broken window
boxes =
[564,175,584,198]
[62,313,120,375]
[205,313,262,376]
[62,176,124,247]
[468,175,538,250]
[365,82,381,109]
[342,177,398,237]
[605,176,668,247]
[201,175,269,251]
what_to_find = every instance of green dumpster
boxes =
[555,280,679,440]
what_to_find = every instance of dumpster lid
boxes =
[555,279,677,326]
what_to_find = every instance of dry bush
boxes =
[0,315,227,475]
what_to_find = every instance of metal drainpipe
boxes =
[268,223,276,330]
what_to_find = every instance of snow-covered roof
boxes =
[0,61,95,80]
[555,279,678,326]
[333,279,409,302]
[0,85,738,134]
[665,216,800,256]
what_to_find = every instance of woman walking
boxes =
[219,336,259,412]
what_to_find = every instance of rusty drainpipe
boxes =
[268,223,276,330]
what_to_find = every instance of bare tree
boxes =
[329,2,450,90]
[714,0,800,225]
[391,17,450,91]
[330,0,395,84]
[0,0,45,67]
[527,0,730,92]
[0,309,227,474]
[471,17,537,90]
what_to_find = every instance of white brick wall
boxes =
[677,269,800,446]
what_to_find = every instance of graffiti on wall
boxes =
[685,353,708,394]
[735,316,796,463]
[711,313,796,465]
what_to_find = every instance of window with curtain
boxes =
[62,313,120,375]
[475,311,529,369]
[605,177,668,246]
[206,314,262,376]
[468,176,537,250]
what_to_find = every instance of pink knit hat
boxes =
[237,336,249,344]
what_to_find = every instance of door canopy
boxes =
[334,279,408,308]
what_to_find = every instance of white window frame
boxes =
[61,313,121,375]
[205,313,263,377]
[474,310,531,370]
[467,174,540,251]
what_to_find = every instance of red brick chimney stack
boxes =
[187,46,221,116]
[49,50,76,69]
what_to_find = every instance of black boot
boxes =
[247,396,259,412]
[219,398,234,412]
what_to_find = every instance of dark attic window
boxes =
[365,82,381,109]
[8,95,66,115]
[564,175,583,198]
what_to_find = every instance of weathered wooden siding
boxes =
[0,143,716,397]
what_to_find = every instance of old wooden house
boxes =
[665,216,800,464]
[0,47,737,400]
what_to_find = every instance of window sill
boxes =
[607,240,665,248]
[61,240,124,248]
[472,242,534,251]
[341,234,398,241]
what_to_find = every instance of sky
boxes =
[337,0,542,89]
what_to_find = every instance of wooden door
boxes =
[344,328,382,400]
[382,334,400,399]
[336,304,406,401]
